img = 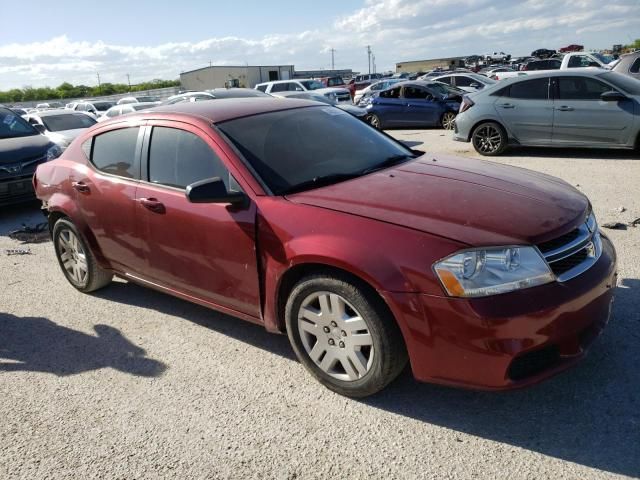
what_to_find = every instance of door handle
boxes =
[138,197,166,214]
[556,106,574,111]
[498,103,515,109]
[71,181,90,193]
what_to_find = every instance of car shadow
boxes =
[92,280,296,361]
[92,275,639,476]
[504,146,639,160]
[0,201,45,237]
[0,313,166,377]
[361,277,640,477]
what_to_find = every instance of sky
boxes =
[1,0,638,89]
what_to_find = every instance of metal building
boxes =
[180,65,295,90]
[395,57,466,73]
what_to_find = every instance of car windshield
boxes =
[41,114,96,132]
[93,102,114,111]
[599,71,640,95]
[217,106,415,195]
[0,109,38,138]
[300,80,326,91]
[592,53,613,64]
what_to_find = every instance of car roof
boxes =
[138,97,320,123]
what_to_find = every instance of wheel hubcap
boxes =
[474,125,502,153]
[443,113,456,130]
[297,292,374,382]
[369,116,380,128]
[58,229,88,285]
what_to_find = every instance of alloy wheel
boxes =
[368,115,381,129]
[57,228,88,285]
[442,112,456,130]
[473,124,503,154]
[297,291,374,381]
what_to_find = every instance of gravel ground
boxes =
[1,131,639,480]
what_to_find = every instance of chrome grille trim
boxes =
[538,213,602,283]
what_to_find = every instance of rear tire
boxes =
[285,273,407,398]
[441,111,456,130]
[53,218,112,293]
[471,121,508,156]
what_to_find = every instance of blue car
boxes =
[364,81,460,130]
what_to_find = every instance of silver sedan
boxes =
[453,70,640,155]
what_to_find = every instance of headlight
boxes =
[433,246,554,298]
[46,144,63,161]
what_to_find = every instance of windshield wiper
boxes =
[360,154,415,175]
[282,172,362,195]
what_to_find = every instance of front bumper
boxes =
[0,175,37,207]
[382,234,617,390]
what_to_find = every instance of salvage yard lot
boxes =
[1,131,639,479]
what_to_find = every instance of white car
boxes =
[66,100,115,119]
[486,52,510,62]
[97,103,157,122]
[24,109,96,150]
[255,79,352,104]
[431,73,497,93]
[353,79,405,104]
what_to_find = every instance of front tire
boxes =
[285,274,407,397]
[53,218,112,293]
[471,121,508,156]
[367,114,382,130]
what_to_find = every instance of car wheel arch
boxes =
[468,117,509,142]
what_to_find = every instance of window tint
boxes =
[403,86,431,100]
[288,82,304,91]
[379,86,401,98]
[506,78,549,99]
[41,114,96,132]
[437,76,452,84]
[630,58,640,74]
[270,83,288,92]
[454,76,475,87]
[256,85,268,92]
[148,127,228,189]
[558,77,612,100]
[91,127,140,179]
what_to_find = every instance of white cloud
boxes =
[0,0,638,89]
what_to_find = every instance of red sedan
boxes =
[34,98,616,397]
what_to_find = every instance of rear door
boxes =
[494,77,553,145]
[551,76,635,145]
[135,121,261,318]
[372,86,404,125]
[74,124,146,273]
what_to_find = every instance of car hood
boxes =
[0,134,52,165]
[286,154,589,246]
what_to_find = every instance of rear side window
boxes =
[558,77,612,100]
[505,78,549,99]
[148,127,229,189]
[454,76,476,87]
[91,127,140,179]
[437,76,452,84]
[403,86,431,99]
[256,85,267,92]
[270,83,289,92]
[380,86,401,98]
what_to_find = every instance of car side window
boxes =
[454,76,474,87]
[567,55,593,68]
[291,83,304,92]
[379,86,401,99]
[630,58,640,74]
[403,86,431,100]
[505,78,549,99]
[91,127,140,179]
[558,77,612,100]
[437,76,452,85]
[148,127,229,190]
[256,85,267,92]
[270,83,288,92]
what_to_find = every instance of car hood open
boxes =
[286,154,589,246]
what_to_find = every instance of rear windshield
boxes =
[217,106,412,195]
[41,114,96,132]
[0,109,38,139]
[300,80,325,91]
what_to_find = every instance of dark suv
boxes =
[0,107,61,206]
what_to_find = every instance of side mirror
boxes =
[185,177,247,206]
[33,124,46,134]
[600,91,627,102]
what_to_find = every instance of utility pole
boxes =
[372,54,376,74]
[96,72,101,95]
[330,48,336,70]
[366,45,372,74]
[126,73,131,92]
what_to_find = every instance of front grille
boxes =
[0,154,47,180]
[508,345,560,381]
[537,212,601,282]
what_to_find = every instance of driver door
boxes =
[135,121,261,318]
[402,86,439,126]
